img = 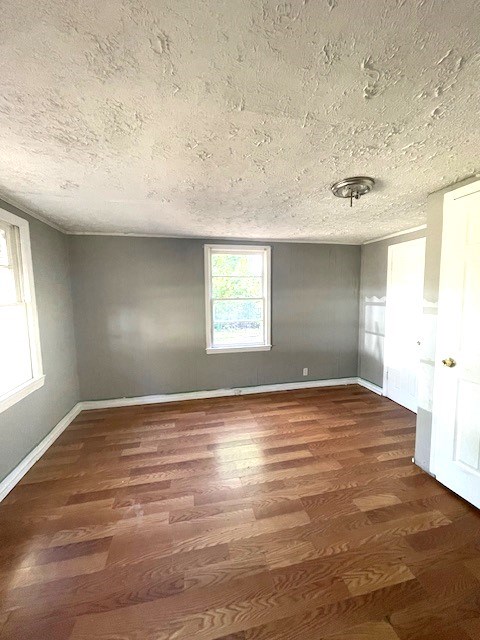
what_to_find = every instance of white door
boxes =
[432,182,480,509]
[384,238,426,412]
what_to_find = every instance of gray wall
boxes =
[69,237,361,400]
[358,229,426,388]
[415,177,478,472]
[0,201,80,482]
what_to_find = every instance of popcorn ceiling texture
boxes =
[0,0,479,242]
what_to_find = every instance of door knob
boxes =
[442,357,456,368]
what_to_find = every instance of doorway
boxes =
[383,238,426,412]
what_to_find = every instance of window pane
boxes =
[212,253,263,277]
[213,321,264,345]
[212,276,262,299]
[212,299,264,345]
[0,228,8,266]
[0,267,18,304]
[213,299,263,322]
[0,304,32,396]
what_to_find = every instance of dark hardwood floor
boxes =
[1,385,479,639]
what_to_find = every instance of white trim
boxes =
[80,378,362,410]
[61,226,430,247]
[362,225,426,245]
[0,192,65,233]
[206,345,272,354]
[357,377,383,395]
[67,231,360,245]
[204,244,272,353]
[0,403,82,502]
[0,375,45,413]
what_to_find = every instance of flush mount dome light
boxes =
[331,176,375,207]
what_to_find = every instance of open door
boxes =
[384,238,426,412]
[432,181,480,509]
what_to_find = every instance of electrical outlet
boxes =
[303,367,308,376]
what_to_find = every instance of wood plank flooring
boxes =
[1,385,479,639]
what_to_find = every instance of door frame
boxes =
[430,179,480,478]
[383,237,426,411]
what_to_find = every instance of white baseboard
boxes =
[79,377,361,410]
[356,378,384,395]
[0,376,384,502]
[0,403,82,502]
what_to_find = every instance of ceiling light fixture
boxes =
[331,176,375,207]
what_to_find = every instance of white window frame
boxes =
[204,244,272,354]
[0,208,44,413]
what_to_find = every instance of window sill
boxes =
[206,345,272,355]
[0,375,45,414]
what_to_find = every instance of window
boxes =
[204,244,271,354]
[0,209,43,412]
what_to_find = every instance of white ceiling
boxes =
[1,0,479,243]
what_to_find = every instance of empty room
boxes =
[1,1,480,638]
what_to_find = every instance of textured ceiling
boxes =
[1,0,479,242]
